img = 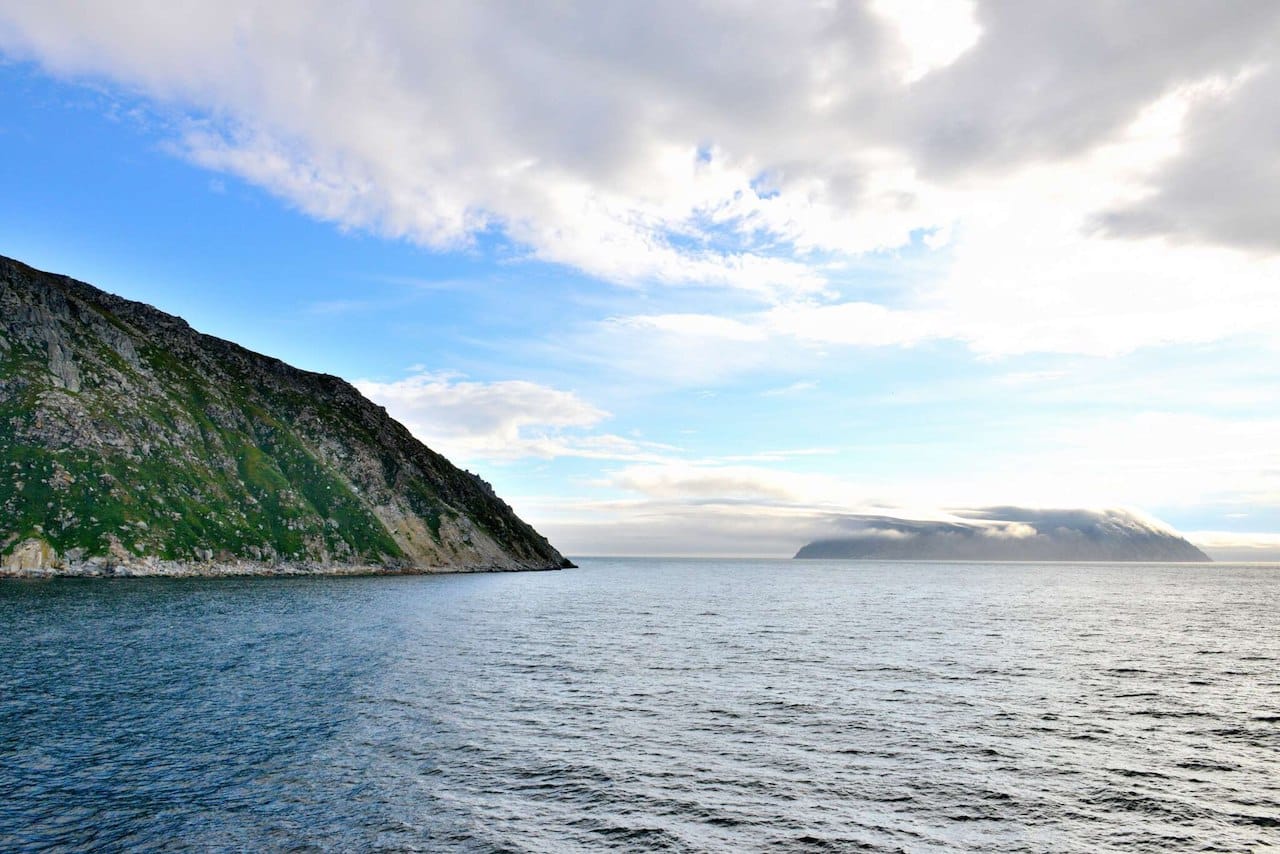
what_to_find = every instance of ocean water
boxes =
[1,558,1277,852]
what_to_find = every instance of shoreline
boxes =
[0,558,569,580]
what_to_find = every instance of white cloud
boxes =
[619,313,768,344]
[545,408,1280,553]
[869,0,981,84]
[1100,64,1280,252]
[0,0,908,298]
[582,86,1280,365]
[531,480,1212,557]
[354,371,670,463]
[763,300,941,349]
[606,462,849,505]
[6,1,1280,319]
[1034,412,1280,510]
[532,498,841,558]
[831,410,1280,515]
[760,381,818,397]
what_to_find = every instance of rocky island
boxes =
[0,254,572,577]
[795,508,1210,562]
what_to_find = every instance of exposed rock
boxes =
[45,335,80,392]
[0,254,573,578]
[2,537,60,572]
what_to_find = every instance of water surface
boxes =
[2,559,1277,851]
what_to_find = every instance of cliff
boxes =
[795,508,1210,562]
[0,254,572,577]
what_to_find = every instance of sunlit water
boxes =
[2,559,1277,852]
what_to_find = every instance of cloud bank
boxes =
[2,2,1280,357]
[796,508,1210,561]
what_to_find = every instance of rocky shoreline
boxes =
[0,536,569,579]
[0,563,566,579]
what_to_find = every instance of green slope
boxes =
[0,254,568,573]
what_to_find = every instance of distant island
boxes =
[794,508,1210,562]
[0,254,572,577]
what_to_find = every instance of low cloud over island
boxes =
[796,507,1210,562]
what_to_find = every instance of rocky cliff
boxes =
[0,254,572,577]
[795,508,1210,562]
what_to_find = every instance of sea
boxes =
[1,558,1277,852]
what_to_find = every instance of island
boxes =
[0,254,572,577]
[794,508,1210,562]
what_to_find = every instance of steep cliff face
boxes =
[794,508,1210,562]
[0,254,571,576]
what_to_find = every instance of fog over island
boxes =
[796,507,1210,562]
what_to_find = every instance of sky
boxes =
[1,1,1278,559]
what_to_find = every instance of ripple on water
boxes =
[1,560,1278,852]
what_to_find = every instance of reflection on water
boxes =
[2,559,1277,851]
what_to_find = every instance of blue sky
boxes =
[2,2,1279,558]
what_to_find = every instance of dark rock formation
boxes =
[795,507,1210,562]
[0,254,573,577]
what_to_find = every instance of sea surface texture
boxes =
[1,559,1277,852]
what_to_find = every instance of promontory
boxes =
[0,254,572,577]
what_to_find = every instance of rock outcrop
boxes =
[795,507,1210,562]
[0,254,572,577]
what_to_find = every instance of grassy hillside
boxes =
[0,255,568,573]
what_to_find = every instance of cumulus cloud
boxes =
[4,0,1280,325]
[1099,64,1280,252]
[896,2,1280,176]
[584,85,1280,364]
[0,0,905,298]
[354,371,669,463]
